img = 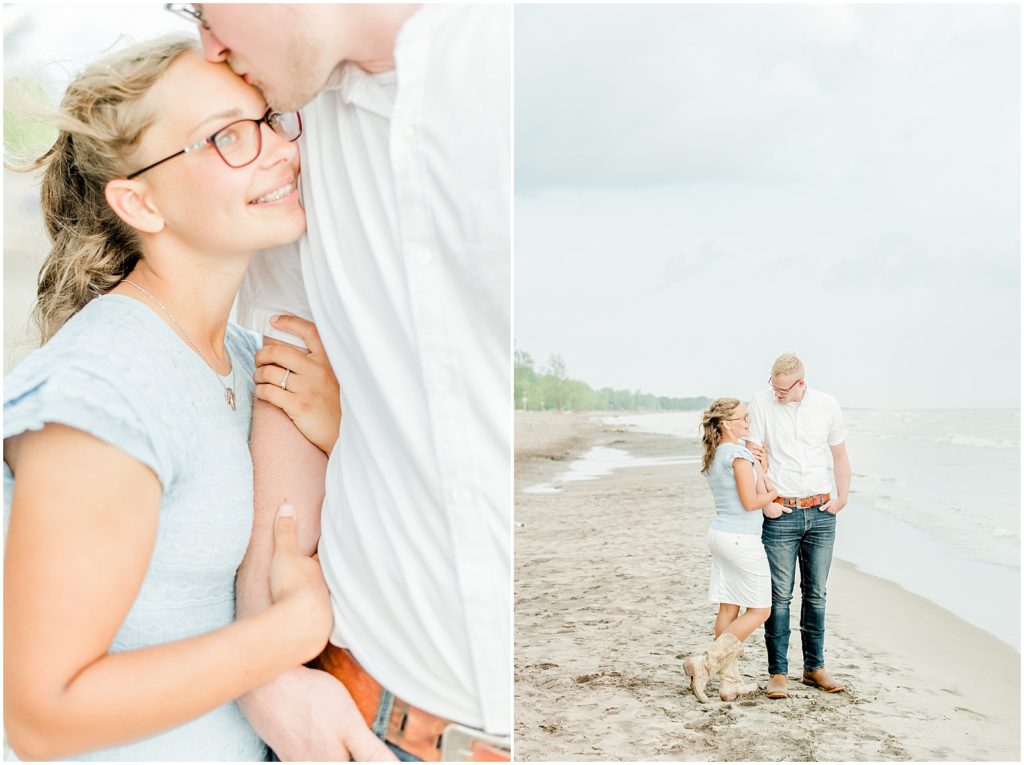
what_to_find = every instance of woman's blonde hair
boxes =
[699,397,741,474]
[13,34,198,343]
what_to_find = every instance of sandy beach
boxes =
[514,411,1021,761]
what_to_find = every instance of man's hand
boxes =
[239,666,397,762]
[253,316,341,455]
[748,442,769,473]
[763,502,791,519]
[821,496,848,515]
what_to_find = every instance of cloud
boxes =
[515,4,1019,194]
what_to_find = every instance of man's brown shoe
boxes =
[765,674,789,699]
[801,668,846,693]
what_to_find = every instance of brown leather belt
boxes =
[315,645,510,762]
[776,492,830,508]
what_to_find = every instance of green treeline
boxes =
[514,349,711,412]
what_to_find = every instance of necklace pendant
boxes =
[225,387,237,411]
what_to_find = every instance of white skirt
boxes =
[706,527,772,608]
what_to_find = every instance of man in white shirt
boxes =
[190,4,511,761]
[747,353,851,701]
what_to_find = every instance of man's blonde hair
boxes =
[771,352,804,379]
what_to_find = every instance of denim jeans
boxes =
[370,688,423,761]
[761,505,837,676]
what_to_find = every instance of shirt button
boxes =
[430,363,453,386]
[410,245,433,265]
[450,485,473,505]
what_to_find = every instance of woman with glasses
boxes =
[683,398,778,703]
[3,35,340,760]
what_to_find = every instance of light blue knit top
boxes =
[706,441,762,535]
[3,294,267,761]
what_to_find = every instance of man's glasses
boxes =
[166,3,210,30]
[768,377,803,395]
[127,109,302,180]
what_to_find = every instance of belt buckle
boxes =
[439,723,510,762]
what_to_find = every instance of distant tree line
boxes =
[514,348,711,412]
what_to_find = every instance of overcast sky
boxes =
[515,4,1020,409]
[4,5,183,84]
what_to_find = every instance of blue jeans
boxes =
[370,688,422,762]
[761,505,837,676]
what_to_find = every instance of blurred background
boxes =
[4,4,184,372]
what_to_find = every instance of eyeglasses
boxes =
[166,3,210,30]
[725,413,749,422]
[769,377,803,394]
[126,109,302,180]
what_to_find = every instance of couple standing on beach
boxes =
[684,352,852,702]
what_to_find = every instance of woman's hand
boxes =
[269,505,333,662]
[253,316,341,455]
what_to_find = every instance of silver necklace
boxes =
[122,279,237,411]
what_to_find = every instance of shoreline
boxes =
[598,413,1024,651]
[514,410,1020,761]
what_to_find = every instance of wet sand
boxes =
[514,411,1020,761]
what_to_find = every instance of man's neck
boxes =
[343,4,420,74]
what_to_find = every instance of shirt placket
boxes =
[796,406,806,495]
[391,19,500,732]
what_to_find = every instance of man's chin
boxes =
[267,92,313,114]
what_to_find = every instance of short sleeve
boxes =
[828,398,846,446]
[236,241,314,349]
[4,362,170,489]
[719,442,755,474]
[731,443,756,467]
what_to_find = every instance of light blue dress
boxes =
[3,295,267,761]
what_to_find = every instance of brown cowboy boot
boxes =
[801,667,846,692]
[683,632,742,703]
[719,643,758,701]
[766,673,789,699]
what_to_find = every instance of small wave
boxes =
[854,472,893,483]
[944,434,1019,450]
[849,432,1018,449]
[521,484,561,495]
[992,527,1020,540]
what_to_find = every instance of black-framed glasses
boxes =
[725,413,749,422]
[126,109,302,180]
[768,377,803,394]
[166,3,210,30]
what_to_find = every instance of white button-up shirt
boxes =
[237,5,510,735]
[747,387,845,499]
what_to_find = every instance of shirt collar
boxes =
[328,63,395,119]
[321,6,433,118]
